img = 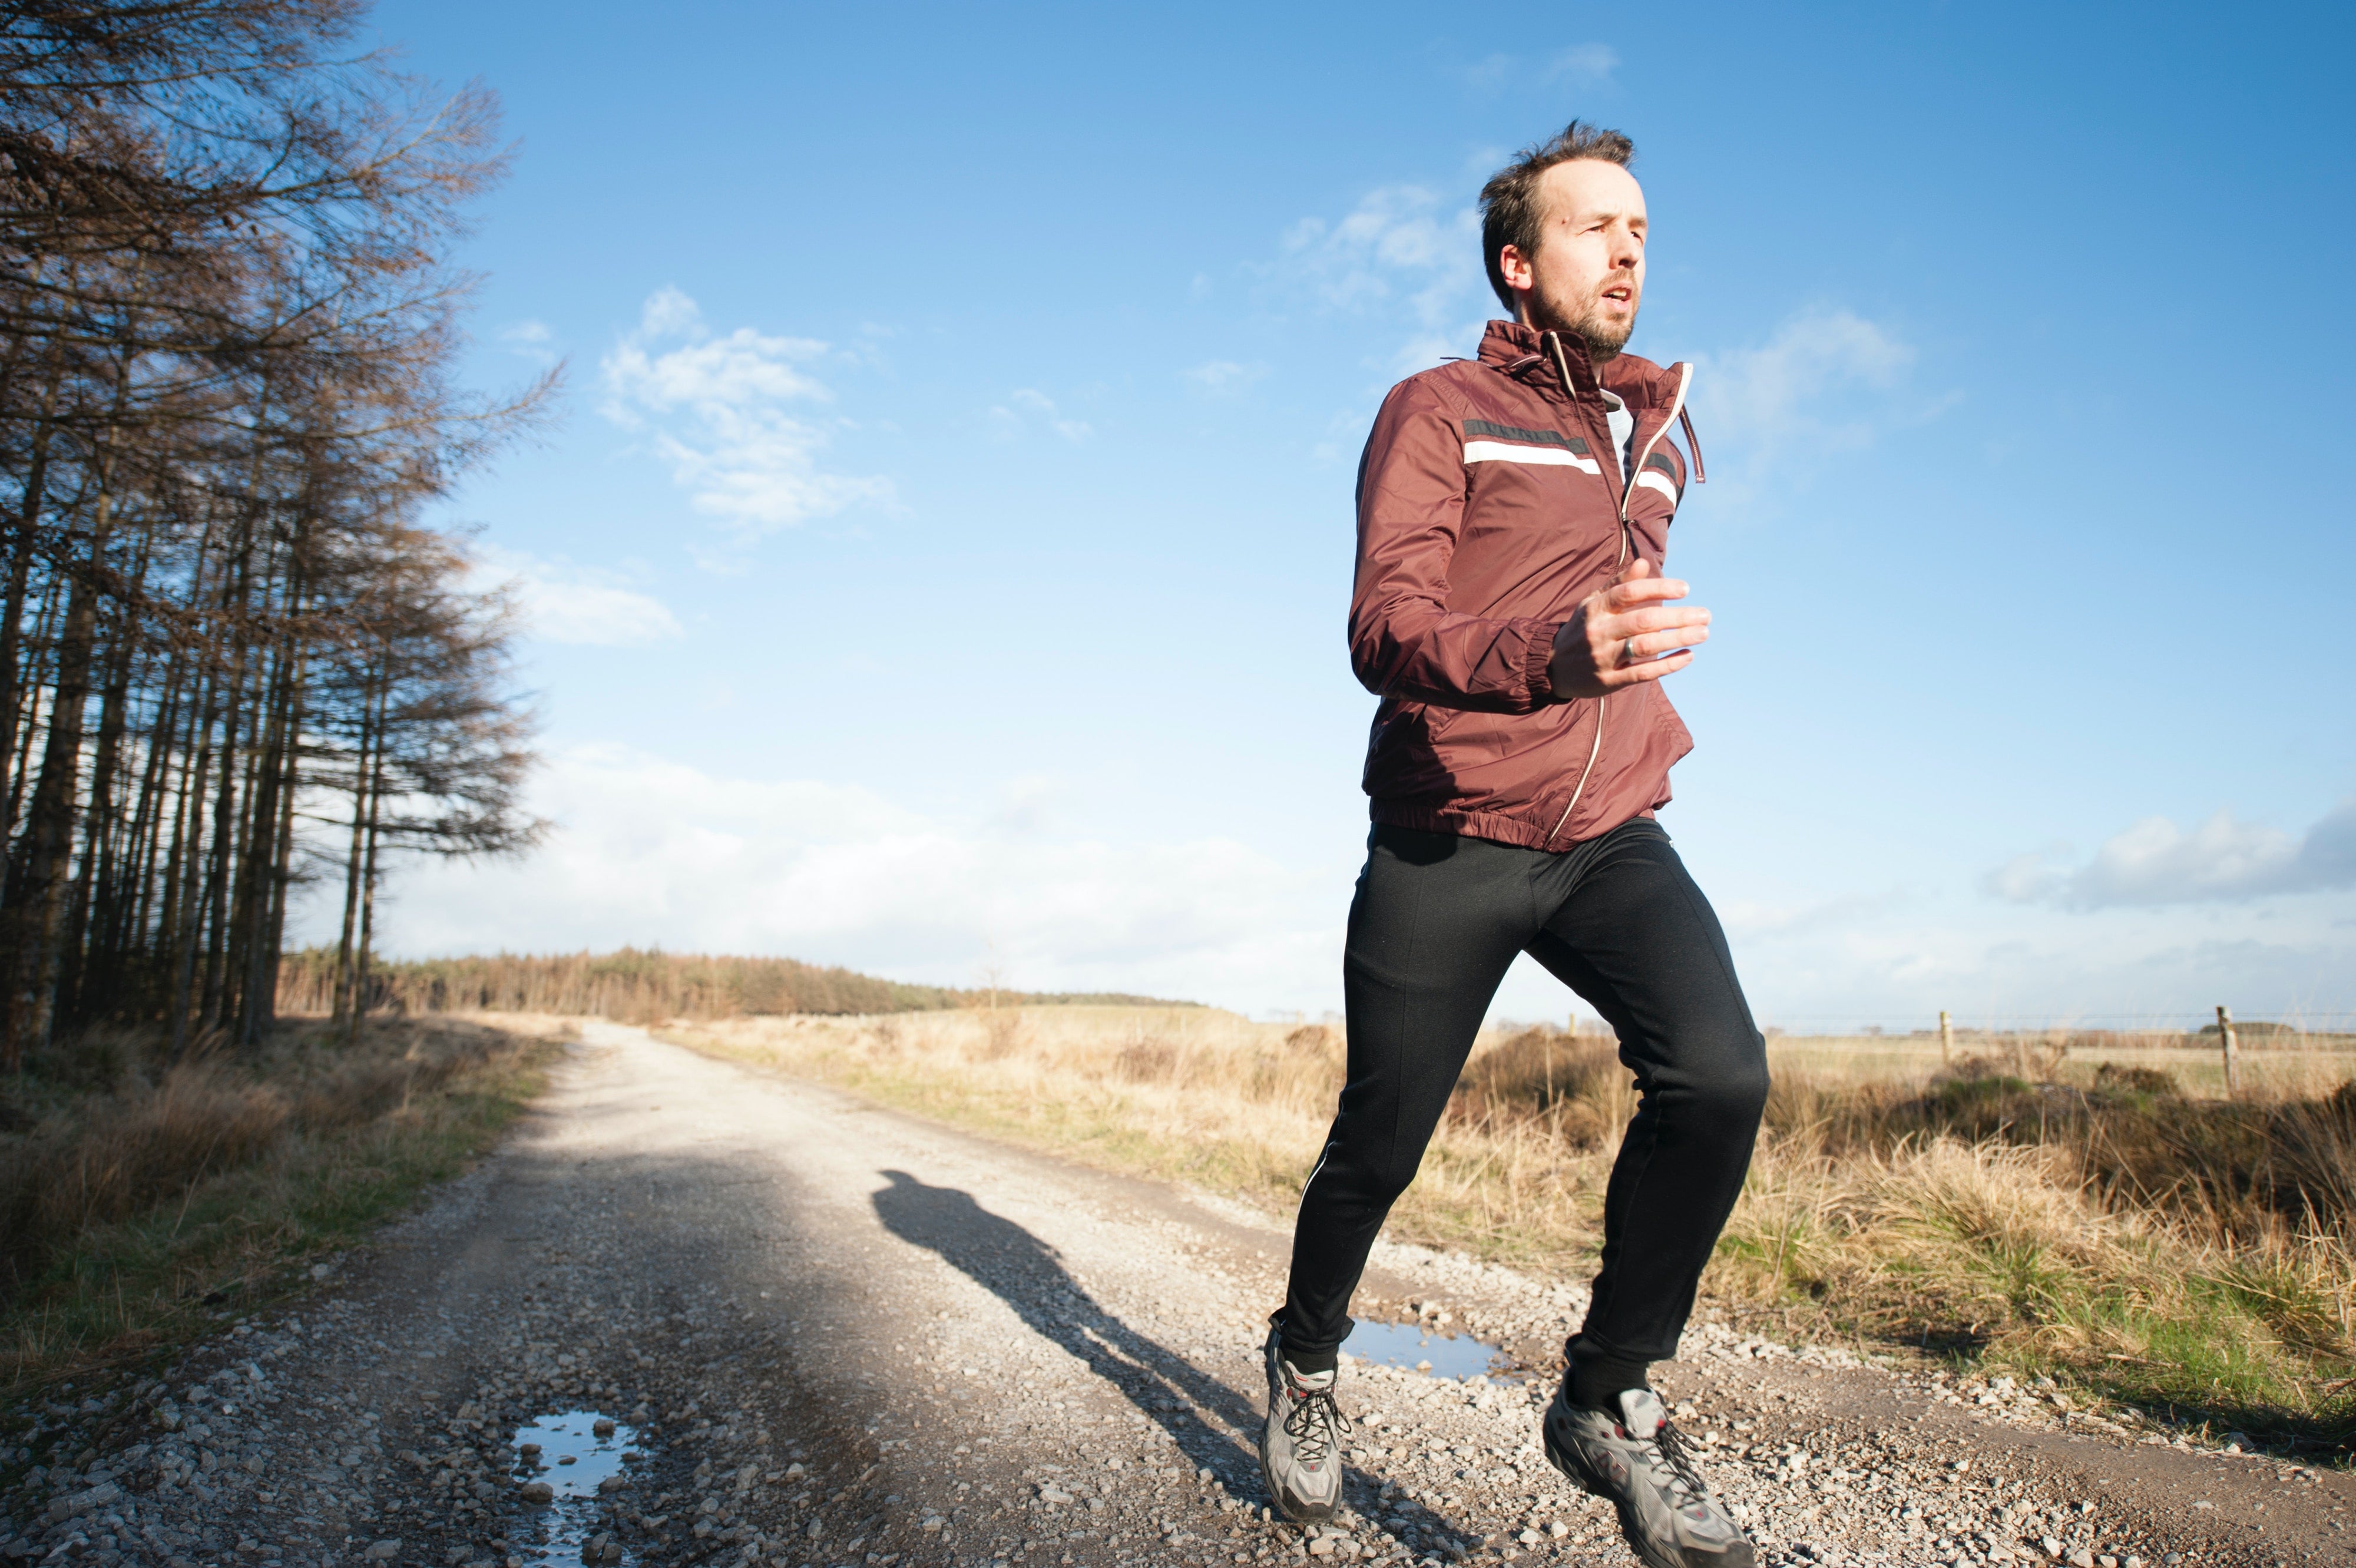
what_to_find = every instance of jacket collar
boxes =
[1476,319,1682,409]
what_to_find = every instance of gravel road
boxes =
[6,1023,2350,1568]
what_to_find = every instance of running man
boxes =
[1259,123,1768,1568]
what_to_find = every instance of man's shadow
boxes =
[871,1169,1262,1491]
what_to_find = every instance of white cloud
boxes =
[1284,185,1476,301]
[1547,44,1620,81]
[1457,52,1517,89]
[1586,866,2356,1030]
[499,318,558,365]
[470,545,683,648]
[990,388,1093,444]
[313,745,1344,1010]
[1686,309,1933,507]
[1718,888,1905,938]
[600,287,892,545]
[1183,359,1269,395]
[283,738,2356,1024]
[1697,309,1914,446]
[1984,851,2063,905]
[1276,186,1488,371]
[1715,905,2356,1031]
[1988,799,2356,909]
[1454,44,1617,90]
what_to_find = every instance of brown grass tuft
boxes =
[0,1013,564,1395]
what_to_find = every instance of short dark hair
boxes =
[1478,121,1636,312]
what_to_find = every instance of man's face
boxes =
[1498,159,1647,359]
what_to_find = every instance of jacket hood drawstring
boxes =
[1678,406,1706,485]
[1544,330,1580,403]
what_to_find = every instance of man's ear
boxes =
[1497,243,1535,295]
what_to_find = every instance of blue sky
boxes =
[315,0,2356,1028]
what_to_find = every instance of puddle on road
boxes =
[509,1410,641,1564]
[1342,1319,1518,1381]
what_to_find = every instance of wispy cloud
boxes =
[471,545,683,647]
[1688,308,1934,505]
[1700,309,1914,444]
[990,387,1093,443]
[498,318,558,366]
[1457,52,1517,89]
[1720,887,1907,938]
[1547,44,1620,82]
[600,286,892,550]
[1987,799,2356,908]
[1454,44,1618,90]
[1276,185,1487,371]
[1183,359,1269,395]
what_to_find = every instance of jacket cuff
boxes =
[1524,621,1566,706]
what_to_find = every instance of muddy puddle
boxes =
[509,1410,641,1564]
[1341,1319,1518,1381]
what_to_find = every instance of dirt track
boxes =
[6,1023,2350,1568]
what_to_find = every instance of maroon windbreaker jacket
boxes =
[1351,319,1705,850]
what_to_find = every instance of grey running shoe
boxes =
[1544,1385,1755,1568]
[1259,1324,1349,1523]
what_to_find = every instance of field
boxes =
[657,1005,2356,1453]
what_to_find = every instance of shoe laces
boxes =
[1638,1416,1710,1503]
[1281,1377,1352,1464]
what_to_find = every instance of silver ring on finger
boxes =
[1621,637,1637,667]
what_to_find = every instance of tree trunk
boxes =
[348,703,389,1045]
[1,477,118,1068]
[237,613,302,1045]
[4,571,66,851]
[257,666,303,1032]
[0,364,62,855]
[167,667,221,1061]
[105,653,184,1011]
[330,671,376,1027]
[54,604,140,1027]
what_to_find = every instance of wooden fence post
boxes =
[1939,1010,1953,1066]
[2216,1004,2240,1094]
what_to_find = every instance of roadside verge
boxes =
[0,1014,570,1409]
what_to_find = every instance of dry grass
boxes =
[658,1008,1627,1275]
[1763,1032,2356,1102]
[0,1013,567,1399]
[274,946,1190,1022]
[660,1007,2356,1451]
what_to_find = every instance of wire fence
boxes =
[1755,1011,2356,1041]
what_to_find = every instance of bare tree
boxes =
[0,0,555,1069]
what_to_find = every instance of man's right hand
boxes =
[1546,558,1710,700]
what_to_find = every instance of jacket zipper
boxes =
[1623,360,1696,526]
[1540,343,1696,849]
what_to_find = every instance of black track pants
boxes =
[1278,818,1769,1376]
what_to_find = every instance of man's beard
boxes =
[1528,275,1638,362]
